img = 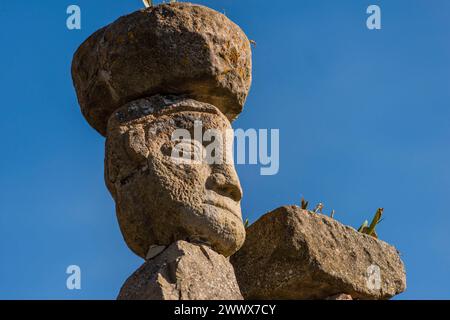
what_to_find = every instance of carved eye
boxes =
[170,139,205,164]
[160,143,173,157]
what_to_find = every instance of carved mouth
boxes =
[204,194,241,219]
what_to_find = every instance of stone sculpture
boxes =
[105,95,245,259]
[72,2,251,299]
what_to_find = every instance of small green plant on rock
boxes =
[143,0,177,8]
[357,208,384,239]
[300,196,384,239]
[301,197,309,210]
[313,203,324,214]
[301,197,336,218]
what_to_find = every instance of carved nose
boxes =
[206,167,242,202]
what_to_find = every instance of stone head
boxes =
[105,95,246,258]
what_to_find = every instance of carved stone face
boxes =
[105,96,245,258]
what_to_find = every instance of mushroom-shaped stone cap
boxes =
[72,2,252,136]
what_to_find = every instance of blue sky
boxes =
[1,0,449,299]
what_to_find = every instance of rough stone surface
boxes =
[72,2,252,135]
[105,95,246,259]
[118,240,244,300]
[325,294,353,300]
[231,206,407,300]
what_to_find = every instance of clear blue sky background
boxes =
[1,0,449,300]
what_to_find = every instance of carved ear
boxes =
[124,126,149,162]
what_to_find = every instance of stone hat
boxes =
[72,2,252,136]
